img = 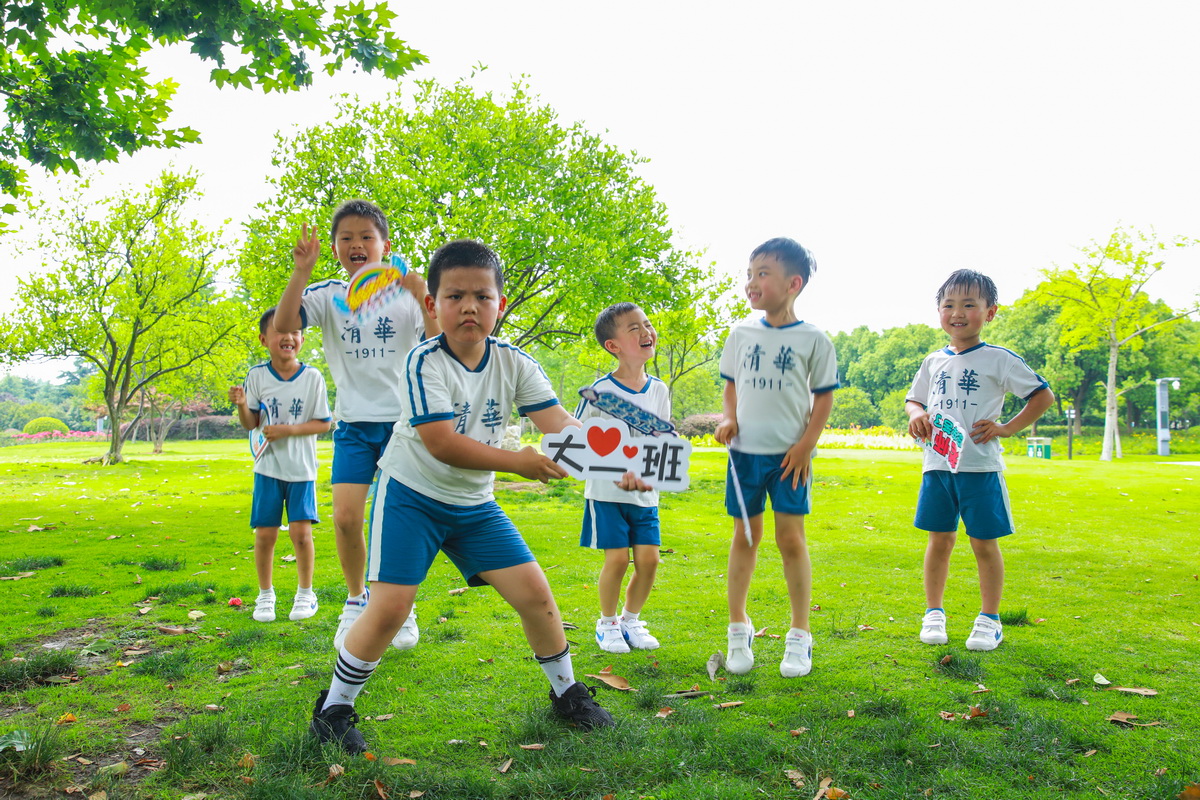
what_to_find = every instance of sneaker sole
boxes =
[965,638,1002,651]
[920,633,949,645]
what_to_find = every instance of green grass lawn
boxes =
[1,439,1197,799]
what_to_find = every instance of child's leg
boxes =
[331,483,371,597]
[287,520,315,590]
[342,581,418,662]
[923,531,957,609]
[773,512,810,631]
[623,544,660,615]
[968,536,1004,615]
[484,562,568,656]
[254,527,279,591]
[726,513,765,623]
[597,548,630,618]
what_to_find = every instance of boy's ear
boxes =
[424,292,438,318]
[790,274,806,295]
[985,305,998,322]
[258,333,269,348]
[603,338,621,357]
[382,238,392,260]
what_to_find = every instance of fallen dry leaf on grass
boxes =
[519,743,544,750]
[714,701,744,709]
[313,764,344,787]
[826,788,851,800]
[448,587,468,595]
[967,706,987,719]
[56,713,77,725]
[0,571,36,581]
[584,666,633,691]
[1107,686,1158,696]
[938,711,957,721]
[654,707,674,718]
[497,758,512,773]
[813,776,833,799]
[382,757,416,766]
[847,710,855,718]
[1093,673,1111,686]
[1178,783,1200,799]
[237,753,257,769]
[785,769,806,789]
[939,654,952,665]
[187,610,206,621]
[156,626,187,636]
[790,728,809,736]
[407,791,423,799]
[1107,711,1163,727]
[706,651,725,680]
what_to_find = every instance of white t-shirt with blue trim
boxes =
[718,317,840,455]
[299,279,426,423]
[575,373,671,507]
[907,342,1049,473]
[378,335,560,506]
[242,362,332,482]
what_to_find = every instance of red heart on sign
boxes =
[587,426,621,457]
[623,445,639,458]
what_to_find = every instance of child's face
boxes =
[261,324,304,363]
[604,308,657,365]
[745,253,803,313]
[426,266,506,349]
[938,285,996,348]
[331,214,390,276]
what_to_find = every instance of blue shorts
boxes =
[331,420,396,484]
[914,470,1013,539]
[250,474,319,528]
[366,476,536,586]
[724,450,811,518]
[579,500,661,549]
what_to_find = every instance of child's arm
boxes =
[906,400,933,442]
[526,405,653,492]
[275,225,320,331]
[970,386,1056,444]
[228,386,259,431]
[781,389,834,490]
[262,418,332,442]
[713,380,738,444]
[416,419,569,483]
[401,270,441,339]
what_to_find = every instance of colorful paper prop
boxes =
[333,254,409,323]
[578,387,676,437]
[250,402,273,461]
[922,411,965,472]
[541,419,691,491]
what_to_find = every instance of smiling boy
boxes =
[905,269,1054,650]
[309,239,633,753]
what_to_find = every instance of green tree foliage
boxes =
[649,272,747,397]
[1034,227,1198,460]
[840,324,943,405]
[0,171,250,463]
[0,0,424,226]
[22,415,67,434]
[240,78,702,348]
[827,385,881,429]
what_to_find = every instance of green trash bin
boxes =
[1026,437,1052,459]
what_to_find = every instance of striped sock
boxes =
[322,646,380,710]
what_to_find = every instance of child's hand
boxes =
[514,446,570,483]
[292,224,320,274]
[401,268,429,299]
[614,471,653,492]
[228,386,246,406]
[907,410,933,442]
[780,442,813,490]
[714,417,738,445]
[262,425,292,442]
[970,419,1010,444]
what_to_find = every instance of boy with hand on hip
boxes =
[275,199,439,651]
[906,269,1053,651]
[714,237,838,678]
[310,240,644,753]
[229,308,332,623]
[577,302,670,654]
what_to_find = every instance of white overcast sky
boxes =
[4,1,1200,382]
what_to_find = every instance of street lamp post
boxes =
[1065,407,1076,460]
[1155,377,1182,457]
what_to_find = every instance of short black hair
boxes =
[750,237,817,284]
[936,269,998,307]
[258,307,276,336]
[593,302,641,348]
[427,239,504,297]
[330,199,389,241]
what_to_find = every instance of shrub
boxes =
[675,414,721,438]
[22,416,69,435]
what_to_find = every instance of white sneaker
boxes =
[726,619,755,674]
[333,597,368,650]
[965,614,1003,651]
[253,593,276,623]
[621,618,660,650]
[289,592,319,621]
[920,609,949,645]
[780,628,813,678]
[391,607,419,650]
[596,618,630,653]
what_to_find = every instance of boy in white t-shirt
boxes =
[906,269,1053,651]
[309,240,648,753]
[576,303,671,653]
[229,308,332,623]
[275,200,439,651]
[714,237,838,678]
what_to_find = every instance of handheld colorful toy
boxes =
[250,405,272,462]
[332,254,410,323]
[577,387,676,437]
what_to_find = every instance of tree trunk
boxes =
[1100,342,1120,461]
[103,400,127,464]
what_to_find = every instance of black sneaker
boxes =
[549,682,615,730]
[309,690,368,754]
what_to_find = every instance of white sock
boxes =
[323,646,380,710]
[620,608,639,623]
[346,591,368,606]
[535,646,575,697]
[296,587,315,597]
[599,614,619,625]
[257,588,275,599]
